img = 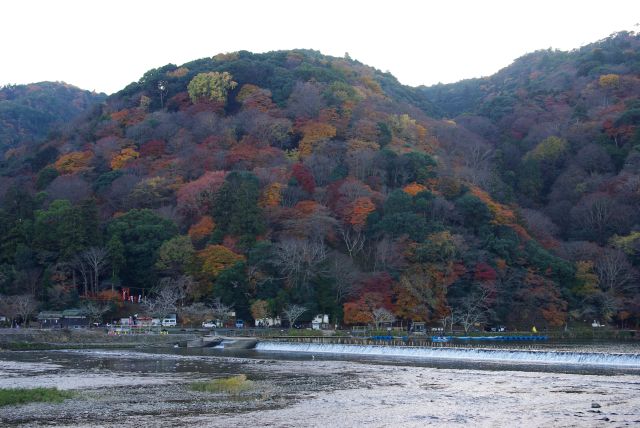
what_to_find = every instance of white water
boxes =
[256,342,640,367]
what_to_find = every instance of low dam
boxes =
[255,341,640,368]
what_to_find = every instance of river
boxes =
[1,343,640,427]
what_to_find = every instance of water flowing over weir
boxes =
[255,342,640,368]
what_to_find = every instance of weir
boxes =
[255,342,640,368]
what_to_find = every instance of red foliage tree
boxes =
[292,163,316,194]
[176,171,226,222]
[474,262,497,283]
[139,139,166,158]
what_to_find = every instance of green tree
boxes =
[187,72,237,104]
[107,209,177,289]
[455,194,491,233]
[155,235,195,276]
[212,262,251,320]
[107,235,125,285]
[212,172,265,244]
[33,200,94,262]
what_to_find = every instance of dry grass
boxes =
[190,374,253,395]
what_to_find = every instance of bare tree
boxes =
[372,307,396,330]
[80,301,110,325]
[458,139,493,186]
[328,253,360,302]
[374,235,408,272]
[170,275,196,304]
[439,309,455,333]
[596,250,637,294]
[454,290,489,333]
[145,280,185,323]
[81,247,109,295]
[210,298,234,327]
[272,237,328,289]
[180,302,210,327]
[12,294,38,327]
[283,209,337,243]
[283,304,307,328]
[339,226,366,259]
[72,254,90,296]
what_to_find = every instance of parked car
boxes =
[235,319,244,329]
[202,320,216,328]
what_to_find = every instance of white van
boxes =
[161,314,177,327]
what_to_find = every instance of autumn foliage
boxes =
[198,245,245,278]
[188,216,215,243]
[6,40,640,329]
[110,147,140,170]
[54,151,93,174]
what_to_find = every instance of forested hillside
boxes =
[422,31,640,327]
[1,36,638,329]
[0,82,106,154]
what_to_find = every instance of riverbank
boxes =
[0,328,198,351]
[1,348,639,427]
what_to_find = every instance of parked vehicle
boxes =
[202,320,216,328]
[162,314,177,327]
[235,319,244,329]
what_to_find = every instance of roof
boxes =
[38,309,87,319]
[38,311,63,319]
[62,309,87,317]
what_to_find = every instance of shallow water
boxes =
[1,345,640,427]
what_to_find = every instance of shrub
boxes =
[0,387,75,407]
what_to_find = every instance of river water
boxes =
[1,342,640,427]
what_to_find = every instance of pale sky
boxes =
[2,0,639,94]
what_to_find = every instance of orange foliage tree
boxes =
[343,273,395,325]
[236,84,275,112]
[188,216,215,244]
[511,269,567,328]
[345,197,376,230]
[403,182,426,196]
[469,186,531,241]
[396,263,459,322]
[259,182,283,208]
[298,121,336,157]
[197,245,245,278]
[110,147,140,170]
[54,151,93,174]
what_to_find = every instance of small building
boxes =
[38,309,89,329]
[410,322,426,335]
[60,309,90,328]
[311,314,330,330]
[255,316,281,328]
[38,311,63,328]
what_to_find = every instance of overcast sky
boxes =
[2,0,639,94]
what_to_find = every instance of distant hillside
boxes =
[1,42,638,331]
[422,31,640,235]
[0,82,106,151]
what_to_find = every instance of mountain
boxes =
[0,81,106,154]
[0,39,638,330]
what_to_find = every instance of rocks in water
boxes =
[591,402,602,409]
